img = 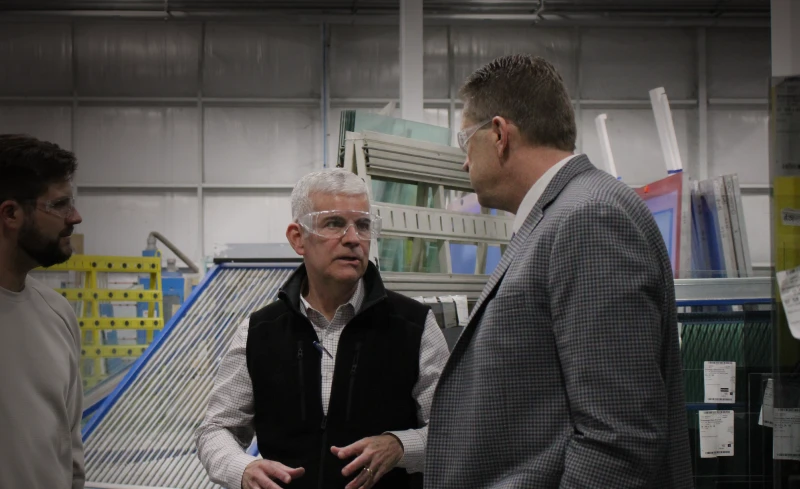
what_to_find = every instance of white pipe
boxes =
[594,114,619,179]
[649,87,684,173]
[147,231,200,273]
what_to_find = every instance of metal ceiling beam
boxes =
[0,0,769,18]
[0,11,770,27]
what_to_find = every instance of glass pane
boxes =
[377,237,444,273]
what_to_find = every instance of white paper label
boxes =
[452,295,469,326]
[699,410,735,458]
[774,408,800,460]
[704,361,736,403]
[777,266,800,340]
[759,379,774,427]
[422,297,439,303]
[437,296,458,328]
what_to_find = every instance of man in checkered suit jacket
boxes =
[424,55,694,488]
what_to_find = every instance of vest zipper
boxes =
[297,341,306,422]
[345,342,362,422]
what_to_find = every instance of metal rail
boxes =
[83,265,294,488]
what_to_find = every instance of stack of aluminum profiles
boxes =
[82,264,296,489]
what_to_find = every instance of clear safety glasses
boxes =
[297,210,382,241]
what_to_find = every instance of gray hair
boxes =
[291,168,370,220]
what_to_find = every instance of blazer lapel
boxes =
[467,208,541,322]
[445,155,598,359]
[444,206,543,363]
[466,156,596,323]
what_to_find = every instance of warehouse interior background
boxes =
[0,0,777,274]
[7,1,800,488]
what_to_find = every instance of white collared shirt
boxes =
[512,153,581,233]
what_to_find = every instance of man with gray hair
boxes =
[196,168,450,489]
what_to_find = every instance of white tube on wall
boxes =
[594,113,620,179]
[649,87,684,173]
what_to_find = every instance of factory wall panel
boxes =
[203,106,322,185]
[329,25,400,99]
[451,26,577,97]
[0,23,72,96]
[77,191,200,265]
[580,28,697,100]
[203,193,292,257]
[0,105,72,150]
[74,22,201,97]
[707,28,771,99]
[424,26,450,100]
[203,24,322,98]
[709,108,769,185]
[0,20,773,269]
[74,106,201,185]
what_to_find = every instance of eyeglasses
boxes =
[297,210,382,241]
[457,118,493,153]
[37,196,78,219]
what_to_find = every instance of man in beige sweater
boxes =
[0,134,86,489]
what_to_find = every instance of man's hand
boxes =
[242,460,305,489]
[331,434,404,489]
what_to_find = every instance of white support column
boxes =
[772,0,800,77]
[400,0,424,122]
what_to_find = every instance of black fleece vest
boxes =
[246,264,428,489]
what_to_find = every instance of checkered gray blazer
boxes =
[424,156,694,488]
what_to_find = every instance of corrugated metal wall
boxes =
[0,20,772,269]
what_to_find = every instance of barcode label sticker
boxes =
[774,408,800,460]
[700,410,734,458]
[776,266,800,340]
[704,361,736,403]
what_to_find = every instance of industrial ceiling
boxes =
[0,0,771,25]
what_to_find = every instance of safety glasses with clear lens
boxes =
[37,196,78,219]
[457,118,493,153]
[297,210,382,241]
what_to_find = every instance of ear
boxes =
[0,199,24,231]
[286,222,306,256]
[493,116,512,160]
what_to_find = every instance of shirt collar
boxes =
[512,153,579,233]
[300,278,365,316]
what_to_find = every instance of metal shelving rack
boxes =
[675,276,773,489]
